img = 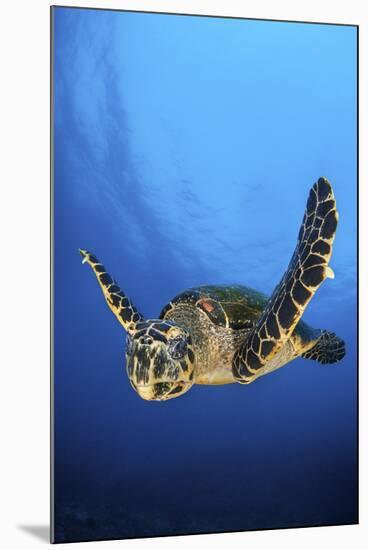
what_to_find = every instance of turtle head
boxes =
[79,249,195,401]
[126,320,196,401]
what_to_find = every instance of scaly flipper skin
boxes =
[79,249,196,401]
[79,249,143,332]
[232,177,339,383]
[302,330,345,364]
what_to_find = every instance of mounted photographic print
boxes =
[51,6,358,543]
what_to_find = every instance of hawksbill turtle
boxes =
[80,177,345,401]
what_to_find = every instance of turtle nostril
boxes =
[139,336,154,345]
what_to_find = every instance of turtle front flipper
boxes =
[233,177,339,383]
[79,249,143,333]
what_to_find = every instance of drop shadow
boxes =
[17,525,50,543]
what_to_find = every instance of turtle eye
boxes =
[126,335,134,356]
[168,337,187,360]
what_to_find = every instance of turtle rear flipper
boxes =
[233,177,339,382]
[302,331,346,364]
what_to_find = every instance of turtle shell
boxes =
[160,285,268,330]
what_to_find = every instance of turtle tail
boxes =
[301,330,346,365]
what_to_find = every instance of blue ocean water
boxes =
[52,8,357,543]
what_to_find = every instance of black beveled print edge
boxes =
[50,3,359,27]
[50,5,55,545]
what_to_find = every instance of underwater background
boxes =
[52,7,357,543]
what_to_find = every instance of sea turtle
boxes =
[80,177,345,401]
